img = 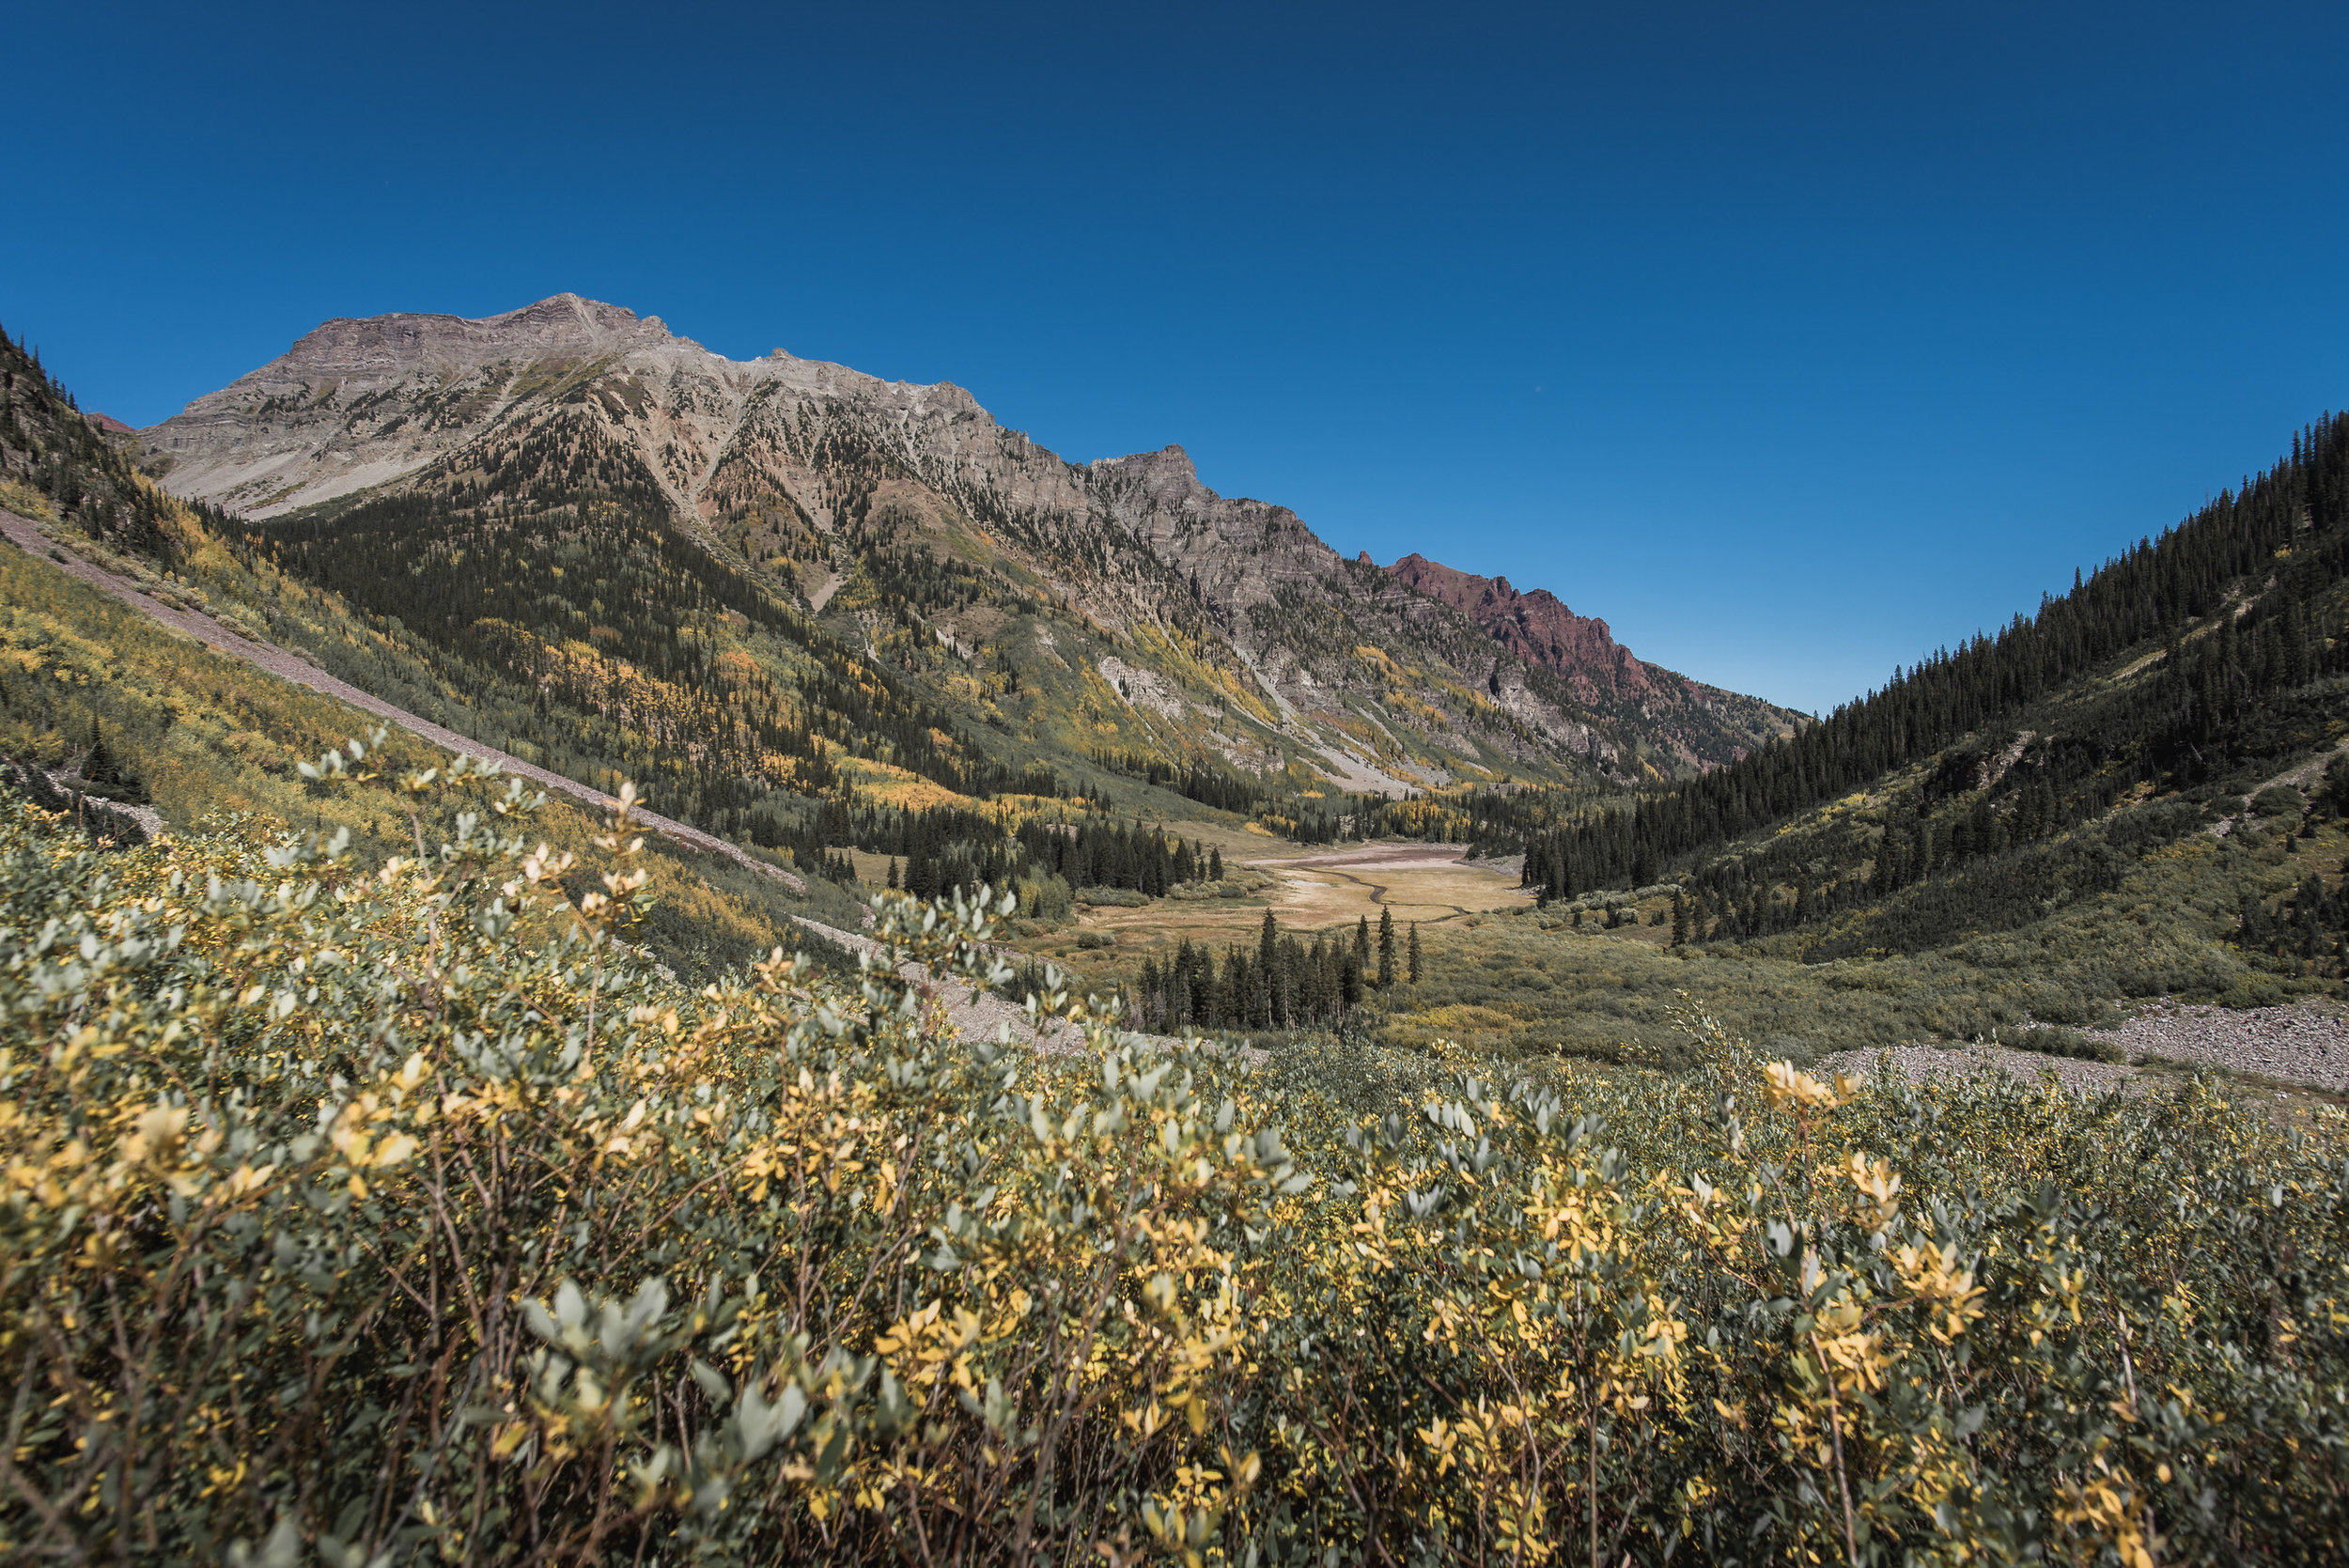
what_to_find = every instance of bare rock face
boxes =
[1088,444,1352,615]
[1387,553,1652,701]
[1381,553,1799,768]
[143,295,684,515]
[266,293,670,381]
[140,294,1800,785]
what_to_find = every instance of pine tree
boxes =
[1407,922,1422,984]
[1671,893,1688,947]
[1353,915,1371,970]
[83,719,111,785]
[1258,909,1280,1029]
[1209,846,1224,881]
[886,857,899,891]
[1377,908,1396,987]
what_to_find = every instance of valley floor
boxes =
[994,838,1531,998]
[1250,843,1533,928]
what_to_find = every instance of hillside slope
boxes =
[1494,412,2349,1031]
[0,316,891,975]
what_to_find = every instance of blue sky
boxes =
[8,1,2347,714]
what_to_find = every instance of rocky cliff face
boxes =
[1383,552,1797,769]
[141,295,1799,789]
[1387,554,1651,699]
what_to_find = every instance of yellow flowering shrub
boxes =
[0,758,2344,1563]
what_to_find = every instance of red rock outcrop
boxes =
[1386,553,1653,701]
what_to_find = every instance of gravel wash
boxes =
[2087,999,2349,1093]
[1818,999,2349,1099]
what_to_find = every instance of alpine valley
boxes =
[10,294,2349,1562]
[6,293,2349,1074]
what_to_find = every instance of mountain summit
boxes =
[141,295,1798,790]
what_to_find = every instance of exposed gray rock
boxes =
[2089,999,2349,1093]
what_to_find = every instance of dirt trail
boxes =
[0,510,802,893]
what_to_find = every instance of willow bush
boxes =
[2,750,2345,1564]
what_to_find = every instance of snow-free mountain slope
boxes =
[141,294,1801,794]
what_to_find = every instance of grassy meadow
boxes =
[1022,786,2349,1069]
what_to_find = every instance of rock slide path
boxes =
[0,510,804,894]
[2089,999,2349,1092]
[1820,1000,2349,1100]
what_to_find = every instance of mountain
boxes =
[0,318,876,979]
[21,300,2349,1057]
[140,294,1797,798]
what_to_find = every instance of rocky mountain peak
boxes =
[274,293,672,382]
[135,294,1801,783]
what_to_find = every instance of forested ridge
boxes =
[0,323,231,557]
[1522,413,2349,943]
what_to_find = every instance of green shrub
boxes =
[2002,1024,2127,1063]
[2250,784,2308,817]
[1016,870,1073,921]
[2,765,2346,1563]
